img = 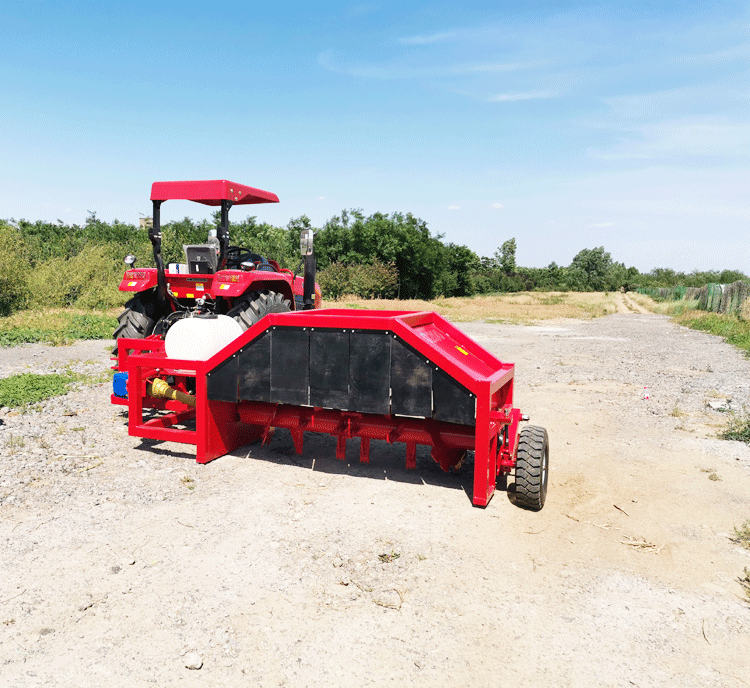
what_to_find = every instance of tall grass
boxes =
[0,310,116,346]
[672,311,750,356]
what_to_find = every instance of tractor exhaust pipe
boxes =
[150,200,169,307]
[218,200,231,270]
[300,229,316,310]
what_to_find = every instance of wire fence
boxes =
[638,281,750,317]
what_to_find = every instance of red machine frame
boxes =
[113,310,522,507]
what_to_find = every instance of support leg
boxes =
[405,442,417,470]
[197,397,261,463]
[336,435,346,460]
[291,428,304,455]
[472,387,496,507]
[359,437,370,464]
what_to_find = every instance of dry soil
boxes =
[1,312,749,687]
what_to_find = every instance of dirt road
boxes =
[616,291,650,314]
[1,313,749,687]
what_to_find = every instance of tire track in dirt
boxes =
[616,291,649,313]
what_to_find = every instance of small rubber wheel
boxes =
[226,289,291,330]
[513,425,549,511]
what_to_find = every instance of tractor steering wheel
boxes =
[226,246,263,269]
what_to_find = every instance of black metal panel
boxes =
[391,339,432,417]
[207,355,239,403]
[349,332,390,415]
[310,330,350,409]
[238,329,271,402]
[271,328,309,405]
[432,368,475,425]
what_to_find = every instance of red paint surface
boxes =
[150,179,279,205]
[113,310,522,507]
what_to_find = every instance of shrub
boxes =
[0,223,31,315]
[26,244,126,310]
[317,261,399,300]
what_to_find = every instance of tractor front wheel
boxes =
[512,425,549,511]
[113,290,159,354]
[226,290,291,330]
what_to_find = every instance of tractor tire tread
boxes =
[113,290,159,354]
[227,289,291,330]
[513,425,549,512]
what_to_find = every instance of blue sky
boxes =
[1,1,748,271]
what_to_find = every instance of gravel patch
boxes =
[1,314,749,687]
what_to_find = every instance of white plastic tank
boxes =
[164,314,243,361]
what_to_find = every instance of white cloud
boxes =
[459,62,534,74]
[488,90,557,103]
[447,204,461,210]
[587,221,614,228]
[680,42,750,64]
[491,202,504,209]
[588,118,750,161]
[317,196,326,200]
[398,31,457,46]
[317,50,531,80]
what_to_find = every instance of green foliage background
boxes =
[0,210,747,316]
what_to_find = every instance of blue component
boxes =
[113,372,129,398]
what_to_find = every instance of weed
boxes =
[620,536,662,553]
[0,309,117,347]
[700,467,721,481]
[538,293,567,305]
[670,406,686,418]
[378,551,401,563]
[730,521,750,550]
[0,371,83,408]
[6,435,25,454]
[180,476,196,491]
[739,568,750,603]
[721,414,750,444]
[655,299,700,316]
[672,311,750,356]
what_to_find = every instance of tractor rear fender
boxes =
[214,275,296,304]
[119,268,159,293]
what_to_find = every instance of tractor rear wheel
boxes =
[512,425,549,511]
[113,290,159,354]
[226,290,291,330]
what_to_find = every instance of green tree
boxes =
[495,238,517,275]
[439,243,481,296]
[569,246,613,291]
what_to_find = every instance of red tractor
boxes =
[114,179,319,349]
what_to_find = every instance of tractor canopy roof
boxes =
[150,179,279,206]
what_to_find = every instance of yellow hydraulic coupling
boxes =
[146,378,196,407]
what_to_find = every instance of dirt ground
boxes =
[328,290,623,322]
[1,311,749,687]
